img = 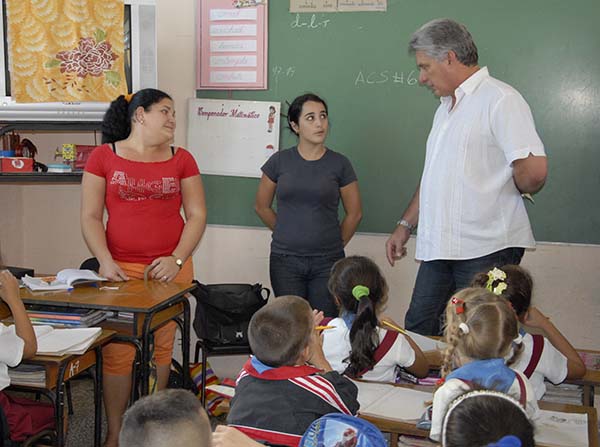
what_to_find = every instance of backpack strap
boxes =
[515,372,528,408]
[523,334,544,379]
[357,330,399,377]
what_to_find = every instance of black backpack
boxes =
[191,281,270,345]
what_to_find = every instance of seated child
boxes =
[227,295,359,447]
[119,389,211,447]
[472,265,586,399]
[442,389,534,447]
[322,256,428,381]
[430,288,538,442]
[0,269,54,442]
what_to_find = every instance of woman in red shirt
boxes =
[81,88,207,447]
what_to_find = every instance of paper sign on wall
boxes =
[187,98,280,178]
[290,0,386,12]
[197,0,268,89]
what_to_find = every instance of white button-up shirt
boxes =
[416,67,546,261]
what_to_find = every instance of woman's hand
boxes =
[148,256,181,282]
[0,269,20,305]
[99,259,129,282]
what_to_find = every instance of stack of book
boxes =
[23,306,110,327]
[541,382,583,405]
[8,364,46,387]
[33,325,103,356]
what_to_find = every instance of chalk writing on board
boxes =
[290,14,331,29]
[272,65,296,79]
[354,70,418,86]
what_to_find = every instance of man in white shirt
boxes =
[385,18,547,335]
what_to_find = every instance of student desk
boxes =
[19,280,197,397]
[8,329,115,447]
[359,383,599,447]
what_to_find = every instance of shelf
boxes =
[0,121,101,136]
[0,172,83,183]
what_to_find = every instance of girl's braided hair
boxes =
[441,287,520,378]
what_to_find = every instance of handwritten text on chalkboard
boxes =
[290,14,331,29]
[354,70,418,86]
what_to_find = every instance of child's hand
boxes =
[0,270,20,305]
[307,327,333,372]
[523,306,551,329]
[312,309,325,326]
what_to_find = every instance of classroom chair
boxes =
[191,283,270,407]
[0,403,56,447]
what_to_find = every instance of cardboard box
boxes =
[0,157,33,172]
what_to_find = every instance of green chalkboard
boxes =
[197,0,600,244]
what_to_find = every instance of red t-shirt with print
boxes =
[84,144,200,264]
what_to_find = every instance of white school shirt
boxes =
[511,332,568,400]
[322,317,416,382]
[416,67,546,261]
[0,323,25,391]
[429,371,539,442]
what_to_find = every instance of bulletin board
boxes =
[187,98,280,178]
[197,0,268,89]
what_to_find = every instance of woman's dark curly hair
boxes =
[101,88,172,144]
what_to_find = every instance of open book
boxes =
[353,380,433,422]
[33,325,102,356]
[22,269,107,291]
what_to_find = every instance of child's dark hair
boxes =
[442,288,520,377]
[442,390,534,447]
[101,88,172,144]
[327,256,388,378]
[471,265,533,317]
[248,295,313,367]
[287,93,328,135]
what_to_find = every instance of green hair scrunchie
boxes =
[352,285,370,301]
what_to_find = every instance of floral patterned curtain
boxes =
[5,0,126,103]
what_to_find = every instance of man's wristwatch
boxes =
[171,255,183,269]
[396,219,415,232]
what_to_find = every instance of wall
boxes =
[0,0,599,378]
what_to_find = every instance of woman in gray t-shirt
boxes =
[255,93,362,316]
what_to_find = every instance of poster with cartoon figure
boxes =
[187,98,280,178]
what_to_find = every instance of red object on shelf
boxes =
[0,157,33,172]
[74,145,96,170]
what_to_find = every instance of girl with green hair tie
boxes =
[321,256,428,381]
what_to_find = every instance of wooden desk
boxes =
[9,330,115,447]
[20,280,197,396]
[358,384,598,447]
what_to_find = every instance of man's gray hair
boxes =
[119,389,211,447]
[408,18,478,66]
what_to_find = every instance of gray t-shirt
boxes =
[262,146,357,256]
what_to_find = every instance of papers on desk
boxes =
[206,384,236,398]
[353,380,432,422]
[22,269,107,291]
[406,330,446,353]
[535,409,588,447]
[34,325,102,356]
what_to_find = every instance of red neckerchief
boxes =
[241,358,323,381]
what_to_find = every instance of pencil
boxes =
[381,320,407,335]
[315,325,336,331]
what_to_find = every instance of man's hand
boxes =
[385,226,411,266]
